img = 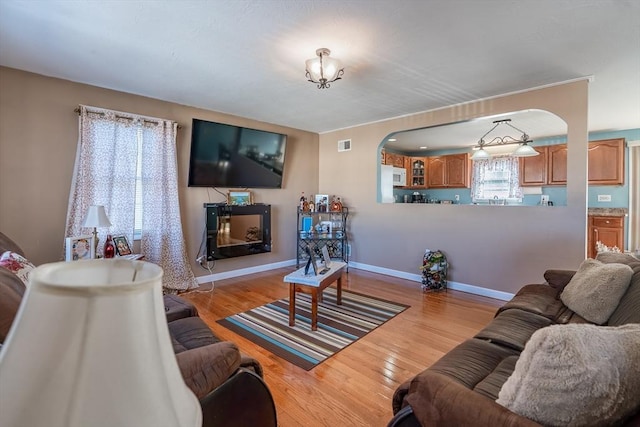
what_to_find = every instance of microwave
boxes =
[392,167,407,186]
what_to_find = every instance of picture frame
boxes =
[304,245,319,276]
[66,235,95,261]
[228,190,253,206]
[113,235,132,256]
[314,194,330,212]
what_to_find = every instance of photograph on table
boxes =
[113,235,132,256]
[66,235,95,261]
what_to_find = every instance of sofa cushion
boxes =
[560,258,633,324]
[425,338,520,390]
[497,284,566,321]
[473,355,518,401]
[176,341,241,399]
[596,252,640,326]
[0,232,25,257]
[475,308,553,351]
[497,323,640,427]
[0,268,25,343]
[169,316,221,354]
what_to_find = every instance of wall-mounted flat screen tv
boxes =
[188,118,288,188]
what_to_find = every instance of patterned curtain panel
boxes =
[139,120,198,292]
[65,105,197,292]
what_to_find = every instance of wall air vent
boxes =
[338,139,351,152]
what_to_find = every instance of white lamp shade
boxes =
[305,50,343,83]
[471,147,491,160]
[512,144,540,157]
[82,205,112,228]
[0,260,202,427]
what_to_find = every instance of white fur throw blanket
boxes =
[497,323,640,426]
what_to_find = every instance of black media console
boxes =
[204,203,271,260]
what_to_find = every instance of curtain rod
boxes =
[74,107,182,129]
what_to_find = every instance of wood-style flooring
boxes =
[183,267,504,427]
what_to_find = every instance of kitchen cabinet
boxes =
[427,154,470,188]
[523,139,624,187]
[519,146,548,186]
[588,138,624,185]
[547,144,568,185]
[407,157,427,188]
[384,152,406,168]
[587,215,624,258]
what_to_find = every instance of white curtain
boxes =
[66,105,197,292]
[471,155,523,201]
[629,142,640,252]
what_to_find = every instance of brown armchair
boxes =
[0,232,277,427]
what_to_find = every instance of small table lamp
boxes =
[82,205,112,258]
[0,259,202,427]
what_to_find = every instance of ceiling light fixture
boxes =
[471,119,539,160]
[305,48,344,89]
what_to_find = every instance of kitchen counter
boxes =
[588,207,628,217]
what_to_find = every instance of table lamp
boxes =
[0,259,202,427]
[82,205,112,257]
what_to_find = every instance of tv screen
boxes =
[188,118,287,188]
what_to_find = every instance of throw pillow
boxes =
[0,251,36,287]
[497,323,640,427]
[560,258,633,324]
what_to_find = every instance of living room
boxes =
[1,1,639,426]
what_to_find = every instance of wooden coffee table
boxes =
[284,261,347,331]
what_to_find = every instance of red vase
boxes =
[103,234,115,259]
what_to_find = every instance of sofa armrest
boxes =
[543,269,576,291]
[176,341,241,399]
[405,371,541,427]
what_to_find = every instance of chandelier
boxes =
[305,48,344,89]
[471,119,539,160]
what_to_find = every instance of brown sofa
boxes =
[390,253,640,427]
[0,232,277,427]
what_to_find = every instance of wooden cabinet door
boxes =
[408,157,427,188]
[446,154,470,188]
[519,146,548,186]
[385,153,405,168]
[547,144,568,185]
[588,216,624,258]
[381,149,386,165]
[427,157,446,188]
[588,138,624,185]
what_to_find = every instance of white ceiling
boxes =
[1,0,638,135]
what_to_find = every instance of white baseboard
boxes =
[196,259,297,284]
[196,259,514,301]
[348,261,514,301]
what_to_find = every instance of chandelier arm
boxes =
[478,121,501,144]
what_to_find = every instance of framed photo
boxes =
[314,194,329,212]
[228,190,253,206]
[113,235,132,256]
[304,245,319,276]
[66,235,95,261]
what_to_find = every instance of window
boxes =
[471,156,523,202]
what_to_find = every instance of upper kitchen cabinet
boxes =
[427,154,470,188]
[384,152,406,168]
[547,144,568,185]
[519,146,548,186]
[588,138,624,185]
[407,157,427,188]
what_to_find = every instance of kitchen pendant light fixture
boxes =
[471,119,539,160]
[305,48,344,89]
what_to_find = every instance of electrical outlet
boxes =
[598,194,612,202]
[454,195,460,201]
[540,195,549,205]
[346,244,351,257]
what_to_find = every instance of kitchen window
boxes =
[471,156,523,203]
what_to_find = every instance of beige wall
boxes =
[319,81,589,294]
[0,67,319,274]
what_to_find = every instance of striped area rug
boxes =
[217,288,410,370]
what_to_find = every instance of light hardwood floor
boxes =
[183,267,504,427]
